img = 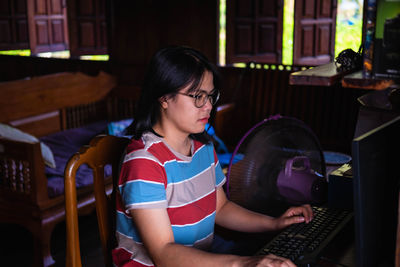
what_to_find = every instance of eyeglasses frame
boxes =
[175,89,220,108]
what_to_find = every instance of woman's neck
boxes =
[152,123,192,156]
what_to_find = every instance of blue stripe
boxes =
[171,212,216,245]
[215,160,225,186]
[120,180,166,205]
[115,211,142,242]
[165,144,214,184]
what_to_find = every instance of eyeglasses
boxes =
[176,90,220,108]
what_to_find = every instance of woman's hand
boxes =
[274,204,314,230]
[237,254,297,267]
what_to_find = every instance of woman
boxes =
[113,46,313,267]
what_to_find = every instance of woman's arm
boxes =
[215,187,313,233]
[130,207,239,267]
[130,207,297,267]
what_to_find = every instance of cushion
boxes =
[0,123,56,168]
[107,118,134,137]
[40,120,111,198]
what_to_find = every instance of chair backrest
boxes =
[64,134,130,267]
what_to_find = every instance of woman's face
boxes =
[160,70,215,138]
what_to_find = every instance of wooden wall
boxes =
[0,0,365,154]
[108,0,218,94]
[0,55,366,154]
[0,55,110,82]
[218,66,367,154]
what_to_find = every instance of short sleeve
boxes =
[212,145,226,187]
[118,151,168,210]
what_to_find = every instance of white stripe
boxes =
[168,188,215,208]
[195,232,214,243]
[132,258,154,266]
[118,179,164,189]
[128,179,164,186]
[123,153,163,166]
[116,209,131,218]
[216,176,226,187]
[168,165,212,186]
[115,230,143,245]
[126,199,166,208]
[172,211,216,228]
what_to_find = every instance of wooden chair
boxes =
[64,134,130,267]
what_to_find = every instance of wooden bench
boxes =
[0,71,135,267]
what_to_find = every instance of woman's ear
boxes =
[159,96,168,109]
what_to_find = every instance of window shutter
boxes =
[226,0,283,64]
[67,0,107,57]
[0,0,29,50]
[27,0,69,54]
[293,0,337,66]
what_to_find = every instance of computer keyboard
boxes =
[256,206,353,266]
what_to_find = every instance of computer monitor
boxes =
[352,115,400,266]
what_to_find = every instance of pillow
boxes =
[0,123,56,168]
[107,118,133,137]
[39,120,110,198]
[40,120,109,179]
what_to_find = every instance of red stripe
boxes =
[167,190,216,225]
[192,140,204,151]
[120,158,167,184]
[213,149,218,164]
[126,139,145,152]
[112,248,152,267]
[115,192,129,215]
[147,141,178,162]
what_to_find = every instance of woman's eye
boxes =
[194,94,203,100]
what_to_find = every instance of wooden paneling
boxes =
[226,0,283,64]
[0,0,29,50]
[293,0,337,66]
[67,0,108,56]
[108,0,218,90]
[219,65,365,154]
[0,54,111,82]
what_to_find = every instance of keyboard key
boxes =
[255,206,353,265]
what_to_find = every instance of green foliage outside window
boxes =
[0,50,30,56]
[335,0,363,57]
[219,0,363,66]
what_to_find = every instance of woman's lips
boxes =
[199,117,209,123]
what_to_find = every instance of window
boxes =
[223,0,363,66]
[225,0,284,65]
[0,0,108,60]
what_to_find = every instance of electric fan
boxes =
[226,115,327,215]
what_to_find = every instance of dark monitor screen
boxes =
[352,115,400,266]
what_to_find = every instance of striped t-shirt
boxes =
[112,132,226,267]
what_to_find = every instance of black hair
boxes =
[129,45,221,143]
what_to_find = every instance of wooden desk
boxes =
[289,62,396,90]
[342,70,395,90]
[289,62,352,87]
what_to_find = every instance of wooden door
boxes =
[27,0,69,54]
[293,0,337,66]
[0,0,29,50]
[67,0,108,57]
[226,0,284,64]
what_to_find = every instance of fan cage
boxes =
[225,115,326,212]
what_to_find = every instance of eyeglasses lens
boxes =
[194,91,219,108]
